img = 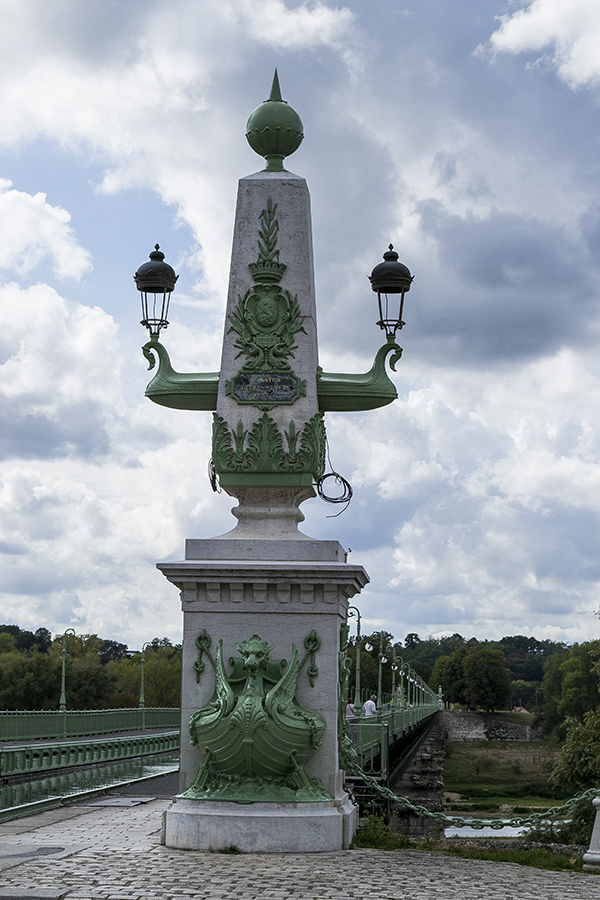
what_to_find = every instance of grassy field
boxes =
[443,737,564,815]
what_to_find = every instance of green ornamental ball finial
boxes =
[245,70,304,172]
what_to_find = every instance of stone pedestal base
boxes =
[162,796,358,852]
[583,797,600,871]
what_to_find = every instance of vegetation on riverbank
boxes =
[350,810,591,873]
[443,736,564,812]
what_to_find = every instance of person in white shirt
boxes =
[363,694,377,716]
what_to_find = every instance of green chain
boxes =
[348,761,600,830]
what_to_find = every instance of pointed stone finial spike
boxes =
[269,69,282,102]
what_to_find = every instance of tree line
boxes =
[0,625,181,710]
[346,630,600,732]
[3,622,599,740]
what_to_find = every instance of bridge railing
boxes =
[346,701,439,780]
[0,709,180,742]
[0,730,180,777]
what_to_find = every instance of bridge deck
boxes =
[0,773,596,899]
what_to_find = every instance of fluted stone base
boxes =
[162,796,358,852]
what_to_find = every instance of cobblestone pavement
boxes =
[0,798,599,900]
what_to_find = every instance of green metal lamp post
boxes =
[59,628,76,713]
[390,648,403,708]
[139,641,151,731]
[376,633,388,712]
[407,667,419,707]
[363,631,389,712]
[347,606,362,715]
[401,662,411,707]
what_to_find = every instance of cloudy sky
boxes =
[2,0,600,650]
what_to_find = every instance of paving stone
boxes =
[0,800,599,899]
[0,891,70,900]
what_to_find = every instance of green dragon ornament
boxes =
[183,631,330,803]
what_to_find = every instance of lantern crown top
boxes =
[245,70,304,172]
[369,244,413,295]
[134,244,178,294]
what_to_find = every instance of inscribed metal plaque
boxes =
[231,372,301,405]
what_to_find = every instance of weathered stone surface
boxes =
[391,714,445,839]
[164,797,357,852]
[217,171,318,436]
[440,710,541,742]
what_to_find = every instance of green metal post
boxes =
[347,606,362,716]
[139,642,151,731]
[59,628,75,736]
[376,632,388,713]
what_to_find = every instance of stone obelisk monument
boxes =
[139,73,405,852]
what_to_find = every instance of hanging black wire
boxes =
[316,435,353,517]
[208,458,221,493]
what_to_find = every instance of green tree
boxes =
[0,633,16,654]
[541,642,600,842]
[0,651,62,709]
[33,628,52,653]
[404,633,420,650]
[430,654,452,702]
[538,641,600,738]
[545,711,600,844]
[510,679,542,710]
[463,646,511,712]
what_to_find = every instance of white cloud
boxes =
[0,0,360,304]
[0,282,121,459]
[485,0,600,88]
[0,261,234,643]
[230,0,355,50]
[0,180,91,280]
[319,346,600,642]
[2,1,600,648]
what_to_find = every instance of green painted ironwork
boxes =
[348,758,600,831]
[142,335,403,416]
[225,196,307,410]
[142,337,219,410]
[317,337,402,412]
[245,70,304,172]
[212,411,325,478]
[0,754,179,824]
[0,708,180,742]
[185,631,329,802]
[250,194,286,282]
[338,621,357,769]
[1,731,179,778]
